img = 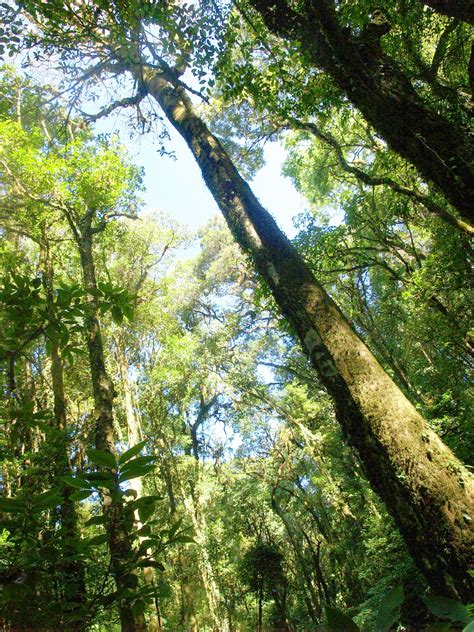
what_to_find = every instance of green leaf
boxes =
[62,475,90,490]
[0,497,23,513]
[463,621,474,632]
[375,584,404,632]
[131,599,145,616]
[32,490,62,511]
[423,596,470,624]
[87,448,117,470]
[111,305,123,324]
[87,533,108,546]
[325,606,360,632]
[120,455,155,471]
[138,503,155,524]
[118,464,155,483]
[122,304,134,321]
[137,559,165,571]
[118,440,147,465]
[168,517,183,539]
[85,515,106,527]
[123,489,138,499]
[171,535,196,544]
[70,489,93,502]
[123,573,139,588]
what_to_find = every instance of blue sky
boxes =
[97,116,305,241]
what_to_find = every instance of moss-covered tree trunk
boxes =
[250,0,474,229]
[39,237,87,622]
[115,333,161,632]
[75,220,147,632]
[137,67,473,600]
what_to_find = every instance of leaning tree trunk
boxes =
[76,221,147,632]
[134,66,473,600]
[421,0,474,23]
[249,0,474,229]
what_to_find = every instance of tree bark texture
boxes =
[40,240,87,618]
[137,66,474,601]
[421,0,474,23]
[77,225,147,632]
[250,0,474,229]
[115,334,161,632]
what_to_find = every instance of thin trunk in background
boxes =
[39,236,87,621]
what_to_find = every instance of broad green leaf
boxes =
[131,599,145,616]
[137,559,165,571]
[138,503,155,523]
[423,596,470,624]
[168,517,183,539]
[118,440,147,466]
[463,621,474,631]
[32,490,62,511]
[87,448,117,470]
[62,475,90,489]
[85,515,106,527]
[118,464,155,483]
[325,606,360,632]
[120,455,156,470]
[70,489,93,502]
[375,584,404,631]
[0,497,23,512]
[123,489,138,499]
[87,533,108,546]
[111,305,123,324]
[123,573,139,588]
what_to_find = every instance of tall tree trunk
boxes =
[421,0,474,23]
[115,332,161,632]
[249,0,474,228]
[136,66,473,600]
[271,493,320,621]
[39,238,87,622]
[76,222,147,632]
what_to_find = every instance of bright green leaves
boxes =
[0,272,45,355]
[86,447,117,470]
[119,455,156,483]
[94,281,135,325]
[119,439,147,465]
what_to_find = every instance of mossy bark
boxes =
[250,0,474,230]
[39,239,87,621]
[139,68,473,600]
[76,222,147,632]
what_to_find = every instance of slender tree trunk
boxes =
[271,493,321,620]
[39,238,87,621]
[258,587,264,632]
[115,333,161,632]
[136,67,474,600]
[76,223,147,632]
[250,0,474,228]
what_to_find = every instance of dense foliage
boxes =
[0,1,472,630]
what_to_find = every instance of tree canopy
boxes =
[0,1,472,630]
